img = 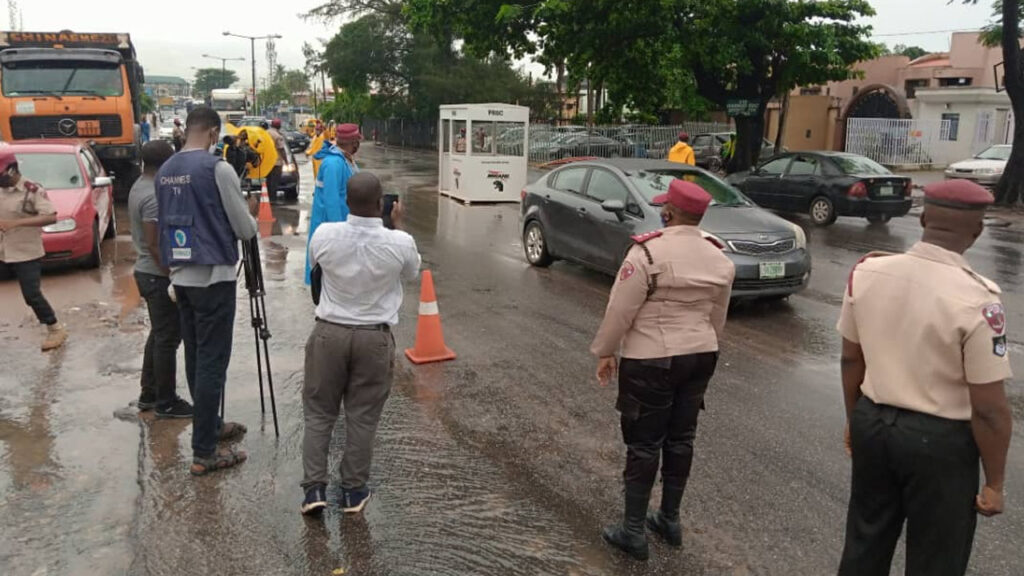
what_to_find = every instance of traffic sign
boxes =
[727,99,761,117]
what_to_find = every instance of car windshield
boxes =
[830,154,891,175]
[15,152,84,190]
[629,169,751,207]
[2,60,124,97]
[976,146,1011,161]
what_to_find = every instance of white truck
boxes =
[209,88,248,124]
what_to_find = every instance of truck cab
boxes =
[0,31,144,199]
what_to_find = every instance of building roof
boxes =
[145,75,187,85]
[908,53,950,68]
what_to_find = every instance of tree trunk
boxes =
[729,109,767,173]
[775,91,790,153]
[995,0,1024,205]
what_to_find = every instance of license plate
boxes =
[759,261,785,279]
[77,120,101,136]
[878,185,894,196]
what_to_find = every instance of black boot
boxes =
[647,485,684,547]
[602,483,651,561]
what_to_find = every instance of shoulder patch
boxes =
[983,303,1007,335]
[631,230,663,244]
[964,269,1002,295]
[619,260,636,281]
[847,251,895,296]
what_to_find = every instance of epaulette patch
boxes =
[631,230,663,244]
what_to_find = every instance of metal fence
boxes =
[845,117,952,166]
[361,118,734,164]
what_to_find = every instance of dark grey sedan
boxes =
[520,159,812,298]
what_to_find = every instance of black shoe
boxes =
[602,483,651,561]
[137,395,157,411]
[647,509,682,547]
[156,398,194,419]
[301,485,327,516]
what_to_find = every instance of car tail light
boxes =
[521,189,527,201]
[847,182,867,198]
[903,180,913,197]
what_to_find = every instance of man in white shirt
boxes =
[301,171,421,516]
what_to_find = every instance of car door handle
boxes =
[577,207,587,218]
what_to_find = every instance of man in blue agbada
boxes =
[305,123,362,284]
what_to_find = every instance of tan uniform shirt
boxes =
[838,241,1012,421]
[0,179,56,264]
[269,128,287,167]
[591,225,735,359]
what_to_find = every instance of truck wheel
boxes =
[112,162,141,202]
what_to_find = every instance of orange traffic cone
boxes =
[405,270,456,364]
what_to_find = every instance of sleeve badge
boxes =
[983,303,1006,334]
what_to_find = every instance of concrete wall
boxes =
[766,95,839,151]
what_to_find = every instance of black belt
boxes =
[315,317,390,332]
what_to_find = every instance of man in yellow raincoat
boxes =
[306,121,327,180]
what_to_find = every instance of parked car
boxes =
[521,159,811,299]
[944,144,1010,187]
[7,140,116,268]
[692,133,781,171]
[531,132,633,161]
[284,130,311,153]
[158,120,176,141]
[726,151,912,226]
[242,145,300,202]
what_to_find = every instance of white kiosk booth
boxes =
[438,103,529,203]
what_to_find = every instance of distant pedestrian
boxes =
[128,139,193,418]
[667,131,695,165]
[156,106,257,476]
[141,115,151,143]
[306,122,327,181]
[720,133,736,166]
[300,171,421,516]
[590,179,734,561]
[836,179,1013,576]
[266,118,289,199]
[171,119,185,152]
[305,123,362,285]
[0,150,67,351]
[224,129,260,180]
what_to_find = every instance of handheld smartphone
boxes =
[382,193,399,230]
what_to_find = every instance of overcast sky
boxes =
[17,0,995,87]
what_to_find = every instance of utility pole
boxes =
[201,54,244,90]
[223,31,282,115]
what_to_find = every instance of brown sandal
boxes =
[190,447,247,476]
[218,421,247,442]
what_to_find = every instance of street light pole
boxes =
[223,31,283,116]
[201,54,245,90]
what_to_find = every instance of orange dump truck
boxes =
[0,31,145,198]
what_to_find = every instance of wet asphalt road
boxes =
[0,145,1022,576]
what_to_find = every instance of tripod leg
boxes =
[257,295,280,437]
[250,294,266,414]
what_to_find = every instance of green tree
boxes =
[192,67,239,97]
[893,44,929,61]
[141,92,156,114]
[407,0,878,172]
[971,0,1024,204]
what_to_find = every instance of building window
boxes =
[800,86,822,96]
[904,79,929,99]
[939,77,972,87]
[941,113,960,141]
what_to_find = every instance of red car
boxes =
[6,140,116,268]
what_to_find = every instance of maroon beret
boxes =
[336,123,363,142]
[923,179,994,210]
[653,179,712,216]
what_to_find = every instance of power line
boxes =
[872,27,982,38]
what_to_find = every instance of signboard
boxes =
[0,31,131,50]
[726,99,761,117]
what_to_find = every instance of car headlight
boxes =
[43,218,77,233]
[283,163,296,173]
[700,230,729,251]
[975,168,999,175]
[790,222,806,250]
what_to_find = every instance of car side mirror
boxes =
[93,176,114,187]
[601,199,626,219]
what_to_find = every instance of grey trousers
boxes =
[302,320,395,491]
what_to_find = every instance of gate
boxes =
[845,117,950,166]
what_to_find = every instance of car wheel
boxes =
[103,207,117,239]
[866,214,891,224]
[83,220,101,269]
[523,221,553,267]
[708,156,723,172]
[809,196,837,226]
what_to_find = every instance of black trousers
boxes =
[266,165,283,197]
[1,259,57,325]
[838,396,979,576]
[135,272,183,408]
[616,352,718,490]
